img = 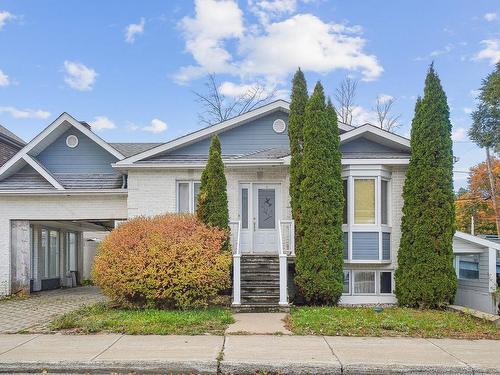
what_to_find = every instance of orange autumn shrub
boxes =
[92,214,232,309]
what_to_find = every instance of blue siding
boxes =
[382,232,391,260]
[37,127,119,174]
[166,111,289,156]
[343,232,348,259]
[352,232,379,260]
[341,137,403,153]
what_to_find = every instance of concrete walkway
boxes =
[0,334,499,374]
[226,313,291,334]
[0,286,106,333]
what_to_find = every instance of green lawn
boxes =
[50,302,234,335]
[288,306,500,339]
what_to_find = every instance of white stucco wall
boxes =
[0,193,128,296]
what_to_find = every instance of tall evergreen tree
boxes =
[395,65,457,308]
[196,136,229,232]
[295,82,344,304]
[288,68,308,242]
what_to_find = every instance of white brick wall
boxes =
[390,166,407,266]
[0,193,128,296]
[127,166,291,220]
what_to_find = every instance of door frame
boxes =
[239,181,282,254]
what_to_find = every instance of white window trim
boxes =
[343,167,392,263]
[344,269,395,296]
[176,180,201,214]
[456,254,480,281]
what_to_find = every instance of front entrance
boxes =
[239,183,281,253]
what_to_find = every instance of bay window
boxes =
[342,270,394,295]
[342,167,392,262]
[177,181,201,213]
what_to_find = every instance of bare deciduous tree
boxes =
[193,74,275,126]
[375,96,401,132]
[334,77,358,126]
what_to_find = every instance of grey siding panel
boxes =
[352,232,379,260]
[382,232,391,260]
[341,137,406,154]
[37,127,119,174]
[343,232,348,260]
[154,111,289,158]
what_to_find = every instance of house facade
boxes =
[0,100,415,307]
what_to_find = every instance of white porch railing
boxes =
[229,220,242,305]
[278,220,295,306]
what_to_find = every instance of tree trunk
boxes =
[485,147,500,236]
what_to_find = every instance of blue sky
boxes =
[0,0,499,189]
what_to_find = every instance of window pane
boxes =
[68,232,77,271]
[343,179,348,224]
[382,233,391,260]
[354,271,375,294]
[380,272,392,294]
[459,255,480,280]
[343,232,348,260]
[241,188,249,229]
[354,179,375,224]
[381,180,388,225]
[41,229,48,278]
[343,270,350,294]
[49,230,59,278]
[178,183,190,213]
[352,232,379,260]
[258,189,275,229]
[193,182,201,212]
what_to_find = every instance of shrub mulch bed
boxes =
[288,306,500,339]
[50,302,234,335]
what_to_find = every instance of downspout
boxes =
[121,174,127,189]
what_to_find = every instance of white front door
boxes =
[252,184,280,253]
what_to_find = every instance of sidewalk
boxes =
[0,334,499,374]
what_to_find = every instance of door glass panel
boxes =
[258,189,275,229]
[49,230,59,278]
[241,188,249,229]
[41,229,48,278]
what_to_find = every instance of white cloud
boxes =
[452,127,467,142]
[0,69,9,86]
[219,81,256,97]
[177,0,244,81]
[142,118,168,133]
[473,39,500,65]
[0,106,50,119]
[90,116,116,131]
[463,107,472,114]
[63,61,98,91]
[470,89,480,98]
[176,3,382,83]
[0,11,16,31]
[351,106,378,126]
[249,0,297,24]
[377,94,393,104]
[484,12,497,22]
[429,43,454,57]
[125,17,145,43]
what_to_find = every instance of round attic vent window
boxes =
[66,135,79,148]
[273,118,286,134]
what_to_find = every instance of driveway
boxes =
[0,286,106,333]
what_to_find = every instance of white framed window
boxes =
[353,270,376,294]
[66,134,79,148]
[379,271,393,294]
[354,178,376,224]
[457,254,480,280]
[342,270,351,294]
[176,181,201,213]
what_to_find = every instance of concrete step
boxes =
[232,303,290,313]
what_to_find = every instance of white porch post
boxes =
[488,247,496,293]
[232,254,241,305]
[279,253,288,305]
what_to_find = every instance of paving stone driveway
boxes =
[0,286,106,333]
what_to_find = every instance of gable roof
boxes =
[340,123,410,150]
[455,231,500,251]
[110,143,163,157]
[0,124,25,147]
[0,112,126,185]
[116,100,355,166]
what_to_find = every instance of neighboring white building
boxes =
[1,100,495,312]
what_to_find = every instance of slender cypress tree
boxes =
[395,65,457,308]
[196,136,229,232]
[295,82,344,304]
[288,68,308,242]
